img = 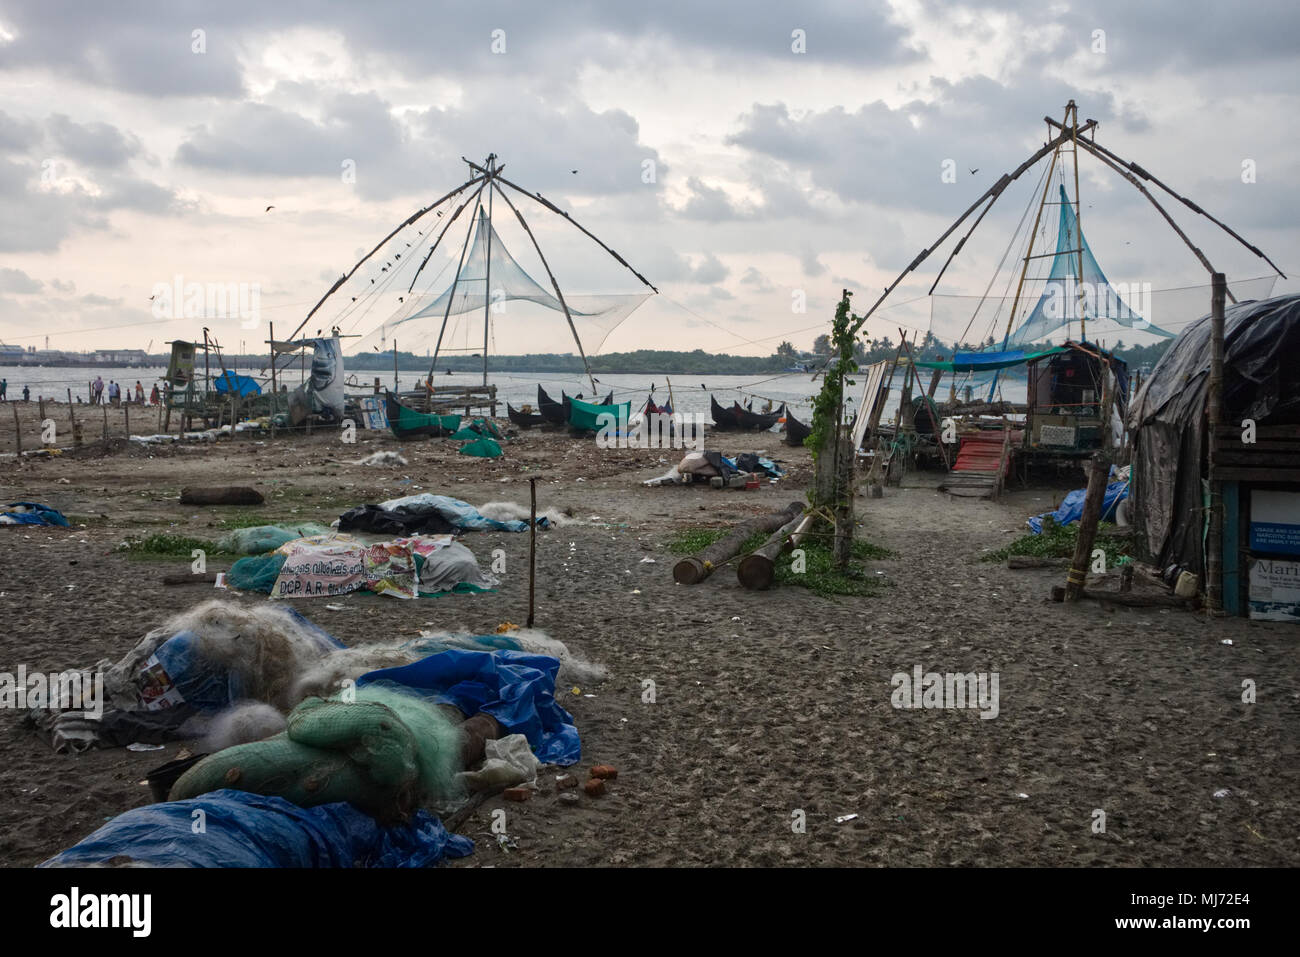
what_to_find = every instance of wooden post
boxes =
[527,477,538,628]
[1206,273,1226,613]
[38,396,45,422]
[102,405,108,442]
[123,400,130,440]
[67,389,76,444]
[11,402,20,455]
[1063,451,1111,602]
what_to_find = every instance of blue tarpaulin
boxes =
[358,648,581,766]
[1028,480,1130,534]
[41,790,473,868]
[214,372,262,397]
[1,502,70,526]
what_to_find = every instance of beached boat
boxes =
[710,394,740,430]
[385,393,461,440]
[507,402,546,428]
[784,410,811,446]
[537,385,567,425]
[735,402,785,431]
[567,394,631,432]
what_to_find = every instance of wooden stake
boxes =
[527,477,538,628]
[102,405,108,442]
[11,402,20,455]
[1206,273,1226,613]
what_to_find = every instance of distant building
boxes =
[0,342,24,360]
[94,349,150,365]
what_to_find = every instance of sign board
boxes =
[166,340,196,388]
[1250,489,1300,556]
[1039,424,1077,447]
[359,396,387,431]
[1248,557,1300,622]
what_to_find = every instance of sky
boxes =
[0,0,1297,359]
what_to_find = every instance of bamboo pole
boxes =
[482,156,494,389]
[1045,117,1286,279]
[1206,273,1226,613]
[1004,119,1063,342]
[407,180,489,293]
[1070,101,1087,343]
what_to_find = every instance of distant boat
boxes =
[710,394,784,431]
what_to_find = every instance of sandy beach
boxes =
[1,401,1296,867]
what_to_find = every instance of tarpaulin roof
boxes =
[912,346,1067,373]
[213,371,262,397]
[1128,294,1300,580]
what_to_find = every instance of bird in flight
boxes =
[265,205,275,212]
[968,168,979,175]
[571,169,578,174]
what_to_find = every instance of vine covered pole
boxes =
[808,290,860,568]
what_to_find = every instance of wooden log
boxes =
[163,572,218,585]
[738,512,815,590]
[1051,585,1195,608]
[1062,451,1110,602]
[1007,555,1069,569]
[179,486,265,506]
[673,501,804,585]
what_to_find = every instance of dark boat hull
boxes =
[784,410,811,446]
[537,385,567,425]
[507,403,546,428]
[734,402,784,431]
[710,394,740,430]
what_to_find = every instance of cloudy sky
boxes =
[1,0,1296,359]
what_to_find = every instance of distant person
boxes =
[0,377,6,400]
[93,375,104,405]
[150,383,160,405]
[108,380,120,407]
[135,381,144,403]
[22,384,30,402]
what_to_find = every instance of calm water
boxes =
[0,365,1027,422]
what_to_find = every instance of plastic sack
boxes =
[358,648,580,766]
[1,502,70,527]
[41,789,473,868]
[217,523,331,555]
[458,734,541,792]
[226,554,287,593]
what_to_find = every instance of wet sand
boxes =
[1,404,1296,866]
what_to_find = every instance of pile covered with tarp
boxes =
[228,533,497,600]
[338,493,530,535]
[42,790,473,868]
[1027,465,1130,533]
[1,502,69,526]
[643,451,785,487]
[32,599,597,865]
[1128,294,1300,580]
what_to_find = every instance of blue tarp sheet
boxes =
[214,372,262,397]
[41,790,473,868]
[1028,480,1130,534]
[1,502,70,527]
[358,648,580,766]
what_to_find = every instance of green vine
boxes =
[806,288,859,471]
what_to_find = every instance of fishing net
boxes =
[226,553,288,593]
[352,208,650,356]
[217,523,331,555]
[169,685,464,823]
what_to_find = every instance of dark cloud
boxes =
[46,114,141,168]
